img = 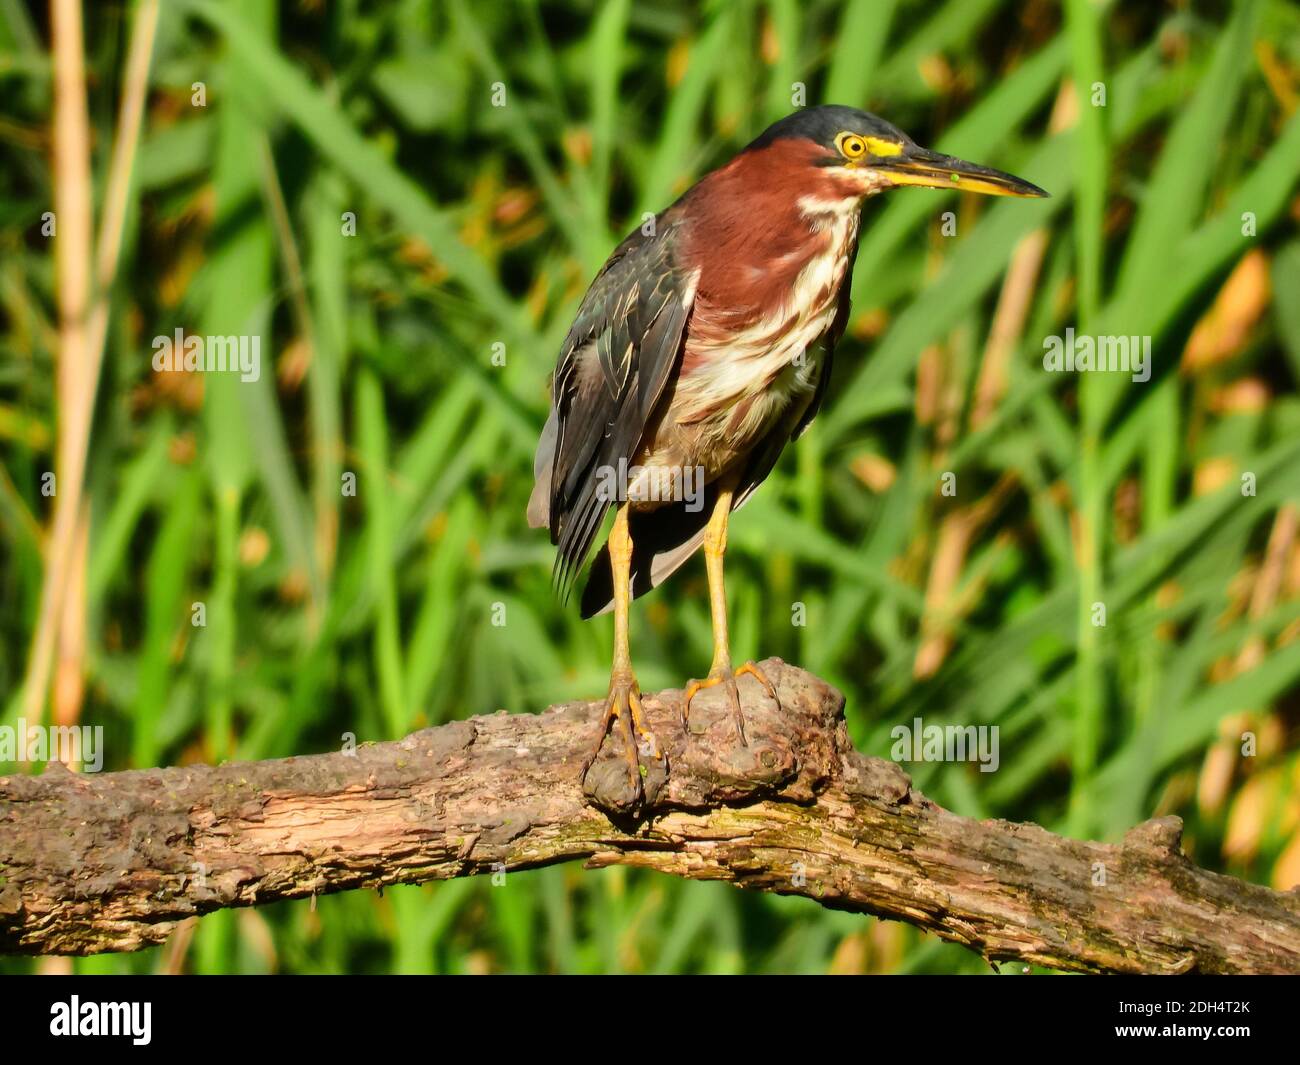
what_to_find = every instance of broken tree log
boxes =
[2,659,1298,971]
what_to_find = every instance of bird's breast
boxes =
[632,204,858,488]
[683,205,856,414]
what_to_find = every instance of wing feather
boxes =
[529,217,696,598]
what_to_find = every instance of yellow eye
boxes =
[837,133,867,159]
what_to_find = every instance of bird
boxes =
[528,104,1047,802]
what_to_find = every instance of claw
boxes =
[581,670,659,804]
[735,660,778,704]
[682,660,778,745]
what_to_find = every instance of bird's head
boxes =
[741,105,1048,205]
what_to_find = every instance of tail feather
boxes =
[526,407,558,530]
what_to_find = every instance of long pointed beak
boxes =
[876,146,1048,198]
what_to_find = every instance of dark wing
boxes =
[578,233,859,619]
[527,216,696,598]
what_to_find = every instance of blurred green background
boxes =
[2,0,1300,974]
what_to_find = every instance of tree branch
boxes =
[2,660,1297,971]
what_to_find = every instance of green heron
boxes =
[529,105,1046,800]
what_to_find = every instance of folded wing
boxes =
[528,216,698,600]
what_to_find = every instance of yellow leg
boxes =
[581,505,660,795]
[682,478,779,743]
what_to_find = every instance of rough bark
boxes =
[2,659,1297,971]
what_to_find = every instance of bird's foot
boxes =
[682,660,779,746]
[581,667,662,804]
